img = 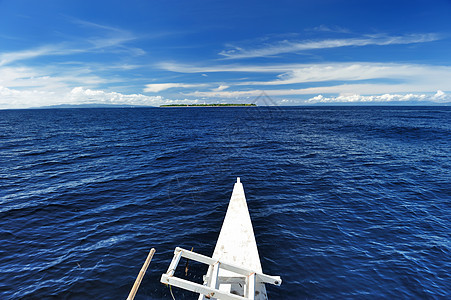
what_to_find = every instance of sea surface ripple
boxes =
[0,106,450,299]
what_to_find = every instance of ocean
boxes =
[0,106,450,299]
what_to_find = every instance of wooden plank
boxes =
[127,248,156,300]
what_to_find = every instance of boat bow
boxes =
[161,178,281,300]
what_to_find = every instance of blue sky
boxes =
[1,0,451,108]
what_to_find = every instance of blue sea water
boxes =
[0,106,450,299]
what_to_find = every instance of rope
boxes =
[169,284,176,300]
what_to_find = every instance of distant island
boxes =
[160,103,257,107]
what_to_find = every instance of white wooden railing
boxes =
[161,247,281,300]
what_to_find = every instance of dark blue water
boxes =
[1,106,450,299]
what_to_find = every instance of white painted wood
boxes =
[248,273,256,300]
[167,247,281,285]
[210,262,220,290]
[161,274,246,300]
[166,248,182,276]
[213,178,262,272]
[210,178,267,299]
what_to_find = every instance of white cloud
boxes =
[0,86,164,109]
[212,85,229,91]
[307,91,451,103]
[144,83,209,92]
[432,90,447,101]
[67,87,163,105]
[0,86,56,109]
[219,33,441,59]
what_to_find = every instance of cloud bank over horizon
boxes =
[306,90,450,104]
[0,86,164,109]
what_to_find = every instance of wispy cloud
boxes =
[158,61,451,89]
[0,19,143,67]
[0,45,68,66]
[309,25,351,34]
[144,83,209,92]
[236,63,451,86]
[0,65,110,90]
[157,61,298,73]
[0,40,139,67]
[219,33,441,59]
[70,18,126,33]
[72,19,144,54]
